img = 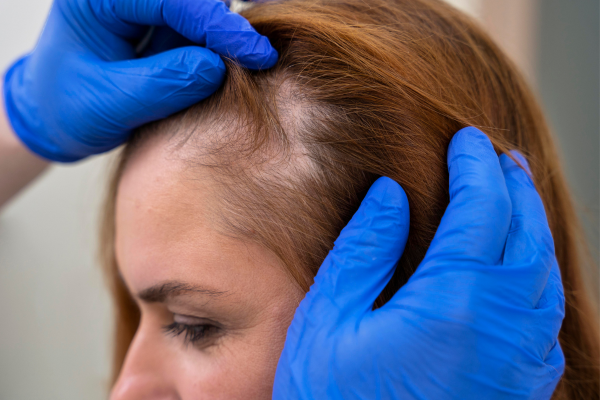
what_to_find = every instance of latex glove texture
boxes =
[273,127,565,400]
[3,0,277,162]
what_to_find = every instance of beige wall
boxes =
[0,1,113,398]
[446,0,539,84]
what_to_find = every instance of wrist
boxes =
[0,67,32,156]
[0,74,49,208]
[0,87,49,165]
[0,108,24,153]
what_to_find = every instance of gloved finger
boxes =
[543,340,565,380]
[532,340,565,399]
[80,46,225,156]
[500,151,557,304]
[139,26,195,57]
[420,127,512,268]
[534,259,565,357]
[105,44,225,120]
[93,0,278,69]
[305,177,410,320]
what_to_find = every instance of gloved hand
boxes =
[274,127,565,400]
[3,0,277,162]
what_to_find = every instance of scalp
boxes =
[104,1,599,395]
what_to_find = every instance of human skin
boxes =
[111,134,305,399]
[0,93,49,208]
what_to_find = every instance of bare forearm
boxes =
[0,92,49,208]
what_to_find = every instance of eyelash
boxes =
[164,321,219,346]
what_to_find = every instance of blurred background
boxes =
[0,0,598,398]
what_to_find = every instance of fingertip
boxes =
[499,151,534,189]
[448,127,495,165]
[230,36,279,70]
[446,127,507,205]
[454,126,488,139]
[261,46,279,70]
[499,152,517,171]
[343,176,410,249]
[509,150,532,174]
[178,0,278,70]
[173,46,226,90]
[367,176,409,215]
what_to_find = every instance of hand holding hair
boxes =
[2,0,277,162]
[274,127,565,400]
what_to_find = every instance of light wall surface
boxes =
[0,1,113,398]
[537,0,600,285]
[0,1,597,399]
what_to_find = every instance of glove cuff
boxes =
[3,56,80,163]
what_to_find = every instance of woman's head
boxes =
[110,133,304,398]
[102,0,599,398]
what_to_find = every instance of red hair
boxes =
[101,1,599,398]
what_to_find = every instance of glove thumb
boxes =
[97,45,226,141]
[304,177,410,320]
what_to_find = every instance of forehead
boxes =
[114,135,289,297]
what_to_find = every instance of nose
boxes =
[110,319,179,400]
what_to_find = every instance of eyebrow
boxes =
[137,281,229,303]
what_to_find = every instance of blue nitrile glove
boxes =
[2,0,277,162]
[274,127,565,400]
